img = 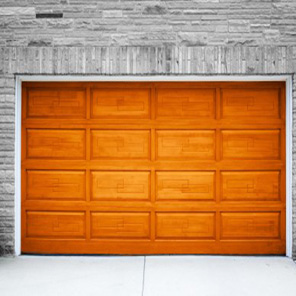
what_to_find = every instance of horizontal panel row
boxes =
[26,170,281,201]
[26,129,281,160]
[25,211,281,240]
[26,87,281,120]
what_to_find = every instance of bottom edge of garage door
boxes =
[21,241,286,255]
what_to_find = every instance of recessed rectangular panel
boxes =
[156,130,215,160]
[91,171,150,201]
[156,172,215,201]
[26,171,86,201]
[221,171,280,201]
[26,211,85,238]
[27,129,86,159]
[222,130,280,160]
[156,213,215,239]
[91,212,150,239]
[221,88,280,119]
[156,88,215,119]
[91,88,150,118]
[91,130,150,159]
[221,212,280,239]
[27,89,86,118]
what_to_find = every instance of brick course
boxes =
[0,1,296,257]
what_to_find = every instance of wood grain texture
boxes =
[91,212,150,238]
[221,130,280,160]
[27,89,86,118]
[221,88,280,119]
[27,129,86,159]
[156,130,215,160]
[91,88,151,119]
[91,130,150,159]
[21,81,286,255]
[156,88,215,119]
[91,171,150,201]
[26,211,85,239]
[221,171,280,201]
[156,171,215,201]
[156,212,215,239]
[220,212,281,239]
[26,170,86,201]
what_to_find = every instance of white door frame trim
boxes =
[14,75,293,257]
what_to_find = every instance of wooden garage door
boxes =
[21,82,286,255]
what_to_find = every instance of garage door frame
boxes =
[14,75,293,257]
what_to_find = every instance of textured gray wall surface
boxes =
[0,0,296,47]
[0,1,296,257]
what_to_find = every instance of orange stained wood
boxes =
[21,82,286,255]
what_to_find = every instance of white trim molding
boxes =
[14,76,22,256]
[285,76,293,258]
[14,75,293,257]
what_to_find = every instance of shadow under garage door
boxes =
[21,81,286,255]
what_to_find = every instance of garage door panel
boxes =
[90,212,150,239]
[26,211,86,239]
[27,129,86,159]
[156,88,215,119]
[27,89,86,118]
[26,170,86,201]
[91,171,150,201]
[221,88,280,119]
[22,82,286,255]
[222,130,280,160]
[220,212,281,239]
[221,171,280,201]
[91,130,150,159]
[156,130,215,160]
[156,212,215,239]
[156,171,215,201]
[91,88,150,119]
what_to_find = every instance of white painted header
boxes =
[18,75,289,82]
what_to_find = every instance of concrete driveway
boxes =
[0,256,296,296]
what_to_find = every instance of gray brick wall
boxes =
[0,1,296,47]
[0,72,15,256]
[0,1,296,257]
